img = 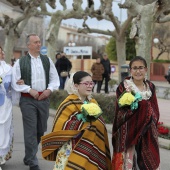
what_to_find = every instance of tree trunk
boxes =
[116,36,126,82]
[46,17,62,61]
[134,3,156,80]
[4,33,18,64]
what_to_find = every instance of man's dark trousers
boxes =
[20,96,49,168]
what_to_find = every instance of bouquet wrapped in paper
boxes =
[118,92,142,110]
[76,102,103,122]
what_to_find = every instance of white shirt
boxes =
[11,54,60,93]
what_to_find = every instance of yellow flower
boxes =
[77,102,103,122]
[81,103,102,116]
[0,77,2,84]
[119,92,135,106]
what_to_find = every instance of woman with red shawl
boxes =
[112,56,160,170]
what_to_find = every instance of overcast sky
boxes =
[47,0,127,32]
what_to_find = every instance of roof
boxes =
[0,0,23,13]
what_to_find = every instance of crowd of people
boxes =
[0,33,161,170]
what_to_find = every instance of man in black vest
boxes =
[12,34,60,170]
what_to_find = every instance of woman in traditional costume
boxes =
[112,56,160,170]
[0,47,13,168]
[41,71,111,170]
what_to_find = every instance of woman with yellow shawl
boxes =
[41,71,111,170]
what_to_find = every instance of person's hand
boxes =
[29,89,39,99]
[16,79,25,85]
[38,89,51,101]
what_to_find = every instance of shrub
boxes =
[153,59,170,63]
[93,93,116,123]
[163,88,170,99]
[108,79,118,92]
[49,90,116,124]
[49,90,68,109]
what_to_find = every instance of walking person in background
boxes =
[112,56,160,170]
[55,52,72,90]
[11,34,60,170]
[41,71,111,170]
[91,57,104,93]
[101,54,111,94]
[55,53,61,63]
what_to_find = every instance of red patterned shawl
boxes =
[42,94,111,170]
[112,79,160,170]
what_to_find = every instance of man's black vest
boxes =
[19,54,50,88]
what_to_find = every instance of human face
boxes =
[75,76,94,101]
[130,60,147,82]
[27,35,41,55]
[103,55,108,60]
[96,58,101,63]
[56,54,61,59]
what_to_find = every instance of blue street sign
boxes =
[40,46,47,55]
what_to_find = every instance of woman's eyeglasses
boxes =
[79,82,95,87]
[131,66,145,72]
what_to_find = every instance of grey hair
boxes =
[26,33,38,45]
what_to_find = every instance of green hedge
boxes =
[153,59,170,63]
[49,90,116,124]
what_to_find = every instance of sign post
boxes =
[64,46,92,71]
[40,46,47,55]
[63,46,92,56]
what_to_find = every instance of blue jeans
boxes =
[59,76,67,89]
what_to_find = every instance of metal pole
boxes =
[42,16,46,46]
[113,0,123,23]
[81,55,84,71]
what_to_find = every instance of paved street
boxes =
[2,101,170,170]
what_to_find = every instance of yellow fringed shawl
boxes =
[41,94,111,170]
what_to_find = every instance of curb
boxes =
[158,137,170,150]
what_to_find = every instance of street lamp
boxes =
[68,41,76,47]
[68,41,77,60]
[152,38,159,60]
[153,38,159,44]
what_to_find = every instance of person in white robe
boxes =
[0,48,23,170]
[0,48,13,169]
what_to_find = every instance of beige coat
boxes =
[91,63,104,81]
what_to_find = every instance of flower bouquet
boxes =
[158,122,169,135]
[76,102,103,122]
[0,77,2,84]
[118,92,142,110]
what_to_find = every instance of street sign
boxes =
[40,46,47,55]
[63,46,92,55]
[111,65,116,73]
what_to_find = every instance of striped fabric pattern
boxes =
[41,94,111,170]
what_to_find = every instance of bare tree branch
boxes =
[78,27,113,36]
[157,14,170,22]
[60,0,67,10]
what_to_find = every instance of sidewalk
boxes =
[152,80,170,88]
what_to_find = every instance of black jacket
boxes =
[55,56,72,74]
[101,58,111,76]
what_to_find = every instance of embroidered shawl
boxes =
[41,94,111,170]
[112,79,160,170]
